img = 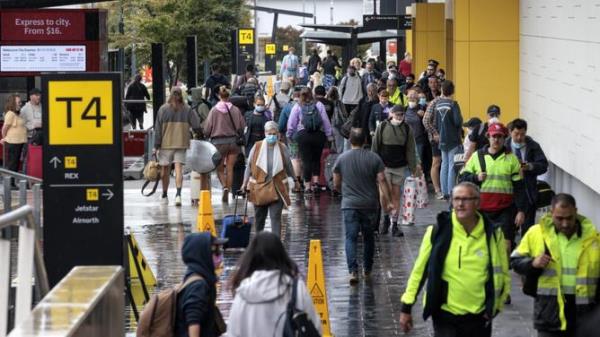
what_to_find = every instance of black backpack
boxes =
[301,104,323,132]
[283,278,321,337]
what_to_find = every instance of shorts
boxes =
[431,142,441,157]
[288,141,299,160]
[483,206,517,242]
[214,143,241,158]
[158,149,186,166]
[384,166,407,186]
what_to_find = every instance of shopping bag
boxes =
[402,177,417,224]
[415,175,429,209]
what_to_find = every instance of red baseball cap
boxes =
[487,122,507,136]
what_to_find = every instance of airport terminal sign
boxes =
[42,73,123,286]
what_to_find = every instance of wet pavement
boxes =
[124,177,537,337]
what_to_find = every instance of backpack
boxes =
[283,278,321,337]
[301,104,323,132]
[136,275,203,337]
[332,101,349,129]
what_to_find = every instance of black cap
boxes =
[487,104,501,116]
[427,59,439,67]
[29,88,41,96]
[463,117,483,128]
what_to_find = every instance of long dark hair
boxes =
[229,231,298,293]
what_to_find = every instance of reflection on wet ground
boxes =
[124,179,536,337]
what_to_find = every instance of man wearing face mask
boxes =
[405,88,428,174]
[372,105,419,236]
[339,65,364,115]
[506,118,548,235]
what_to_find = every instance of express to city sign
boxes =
[1,11,85,41]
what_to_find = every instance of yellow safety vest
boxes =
[512,214,600,331]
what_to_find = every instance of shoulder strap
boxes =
[378,121,387,150]
[141,179,159,197]
[177,274,204,293]
[272,94,281,110]
[226,105,241,135]
[288,277,298,312]
[478,150,487,173]
[402,122,410,146]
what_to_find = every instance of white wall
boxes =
[255,0,365,37]
[520,0,600,225]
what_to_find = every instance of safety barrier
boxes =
[8,266,124,337]
[0,205,49,337]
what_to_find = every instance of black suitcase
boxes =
[220,196,252,249]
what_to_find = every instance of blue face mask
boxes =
[419,97,427,105]
[265,134,278,144]
[513,141,525,149]
[255,106,266,113]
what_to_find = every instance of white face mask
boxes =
[408,101,417,109]
[391,119,403,126]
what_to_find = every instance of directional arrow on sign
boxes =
[49,157,62,169]
[102,189,114,200]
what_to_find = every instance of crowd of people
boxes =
[148,49,600,337]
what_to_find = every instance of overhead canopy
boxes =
[300,30,402,46]
[0,0,112,8]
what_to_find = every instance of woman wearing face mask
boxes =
[175,232,227,337]
[372,105,420,236]
[244,96,272,157]
[242,121,296,236]
[1,94,27,187]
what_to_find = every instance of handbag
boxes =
[226,106,245,146]
[401,177,417,224]
[141,154,161,196]
[415,175,429,209]
[248,179,280,206]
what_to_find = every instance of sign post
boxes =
[265,43,277,75]
[363,14,412,30]
[232,28,255,75]
[42,72,123,287]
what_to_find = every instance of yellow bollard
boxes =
[307,239,334,337]
[197,190,217,236]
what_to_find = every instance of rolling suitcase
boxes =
[318,148,331,189]
[220,196,252,249]
[26,144,42,179]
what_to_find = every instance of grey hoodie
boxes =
[227,270,322,337]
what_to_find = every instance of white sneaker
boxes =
[160,196,168,205]
[175,195,182,207]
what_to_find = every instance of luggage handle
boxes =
[231,194,250,226]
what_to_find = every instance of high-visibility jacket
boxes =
[389,87,407,107]
[511,214,600,332]
[400,211,510,320]
[460,147,526,212]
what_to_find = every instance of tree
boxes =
[274,25,318,60]
[103,0,251,87]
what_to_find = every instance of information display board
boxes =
[1,45,86,72]
[42,72,123,287]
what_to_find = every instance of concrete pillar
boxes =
[446,0,519,122]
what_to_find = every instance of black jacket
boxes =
[125,82,150,113]
[505,136,548,208]
[176,233,218,337]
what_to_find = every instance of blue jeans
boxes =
[343,209,377,273]
[441,145,461,196]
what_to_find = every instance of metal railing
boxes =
[0,205,49,337]
[8,266,124,337]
